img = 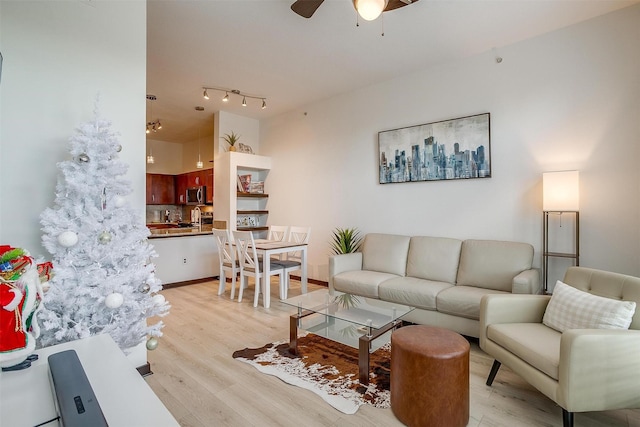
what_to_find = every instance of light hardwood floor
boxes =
[146,279,640,427]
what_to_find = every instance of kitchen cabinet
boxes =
[175,174,187,205]
[146,173,175,205]
[174,169,213,205]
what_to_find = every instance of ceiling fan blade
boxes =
[291,0,325,18]
[384,0,418,12]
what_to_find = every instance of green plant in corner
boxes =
[330,227,362,255]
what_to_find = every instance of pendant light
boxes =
[147,145,155,164]
[196,109,203,169]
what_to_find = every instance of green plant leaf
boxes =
[330,227,362,254]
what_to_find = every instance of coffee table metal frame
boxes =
[284,290,414,385]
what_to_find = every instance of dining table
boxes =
[251,239,308,308]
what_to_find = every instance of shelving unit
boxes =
[214,152,271,237]
[542,211,579,293]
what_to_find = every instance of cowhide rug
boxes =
[232,333,390,414]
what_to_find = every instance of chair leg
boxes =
[217,269,226,295]
[562,409,573,427]
[486,360,501,386]
[253,275,261,308]
[230,269,237,300]
[237,274,244,302]
[280,274,286,300]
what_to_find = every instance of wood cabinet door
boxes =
[205,169,214,203]
[175,174,187,205]
[146,174,154,204]
[157,174,176,204]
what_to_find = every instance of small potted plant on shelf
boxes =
[222,132,240,152]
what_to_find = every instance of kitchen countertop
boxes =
[148,228,213,239]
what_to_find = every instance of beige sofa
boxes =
[328,233,540,338]
[480,266,640,427]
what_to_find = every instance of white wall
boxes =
[260,5,640,283]
[214,110,260,154]
[0,1,147,259]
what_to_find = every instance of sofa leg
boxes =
[562,409,573,427]
[486,360,501,386]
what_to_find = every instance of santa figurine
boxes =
[0,245,47,370]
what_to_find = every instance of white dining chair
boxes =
[267,225,289,242]
[212,228,240,299]
[273,226,311,299]
[233,230,285,307]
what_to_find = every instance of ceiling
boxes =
[146,0,637,145]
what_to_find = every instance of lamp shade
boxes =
[543,170,579,211]
[354,0,388,21]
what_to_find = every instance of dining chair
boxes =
[267,225,289,242]
[273,226,311,299]
[267,225,290,262]
[233,230,285,307]
[212,228,239,299]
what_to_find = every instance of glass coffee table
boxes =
[282,289,414,385]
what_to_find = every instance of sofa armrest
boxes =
[480,294,550,348]
[328,252,363,293]
[559,329,640,412]
[512,268,541,294]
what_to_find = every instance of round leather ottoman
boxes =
[391,325,470,427]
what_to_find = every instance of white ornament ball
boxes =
[105,292,124,309]
[146,337,159,351]
[57,231,79,247]
[114,195,126,208]
[152,294,166,306]
[98,231,112,244]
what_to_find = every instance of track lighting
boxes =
[202,86,267,109]
[146,94,162,134]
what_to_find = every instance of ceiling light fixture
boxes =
[147,145,155,164]
[195,107,204,169]
[353,0,388,21]
[202,86,267,109]
[203,89,209,100]
[146,94,162,134]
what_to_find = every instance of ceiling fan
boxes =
[291,0,418,21]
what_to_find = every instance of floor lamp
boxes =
[542,171,580,293]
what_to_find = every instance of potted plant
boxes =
[330,227,363,308]
[222,131,240,152]
[330,227,362,254]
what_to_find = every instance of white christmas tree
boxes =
[39,107,169,352]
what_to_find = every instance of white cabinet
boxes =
[214,152,271,237]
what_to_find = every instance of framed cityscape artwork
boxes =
[378,113,491,184]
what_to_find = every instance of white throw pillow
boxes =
[543,280,636,333]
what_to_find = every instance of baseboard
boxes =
[136,362,153,377]
[290,275,328,287]
[162,277,219,289]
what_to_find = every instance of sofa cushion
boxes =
[456,239,534,292]
[543,280,637,333]
[437,286,507,320]
[406,236,462,284]
[487,323,561,380]
[332,270,399,298]
[361,233,411,276]
[378,277,453,311]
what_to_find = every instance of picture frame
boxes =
[378,113,491,184]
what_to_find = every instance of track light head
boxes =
[242,96,247,107]
[262,99,267,109]
[203,89,209,100]
[223,92,229,102]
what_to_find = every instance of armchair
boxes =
[480,266,640,427]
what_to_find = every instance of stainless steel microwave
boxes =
[186,186,205,205]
